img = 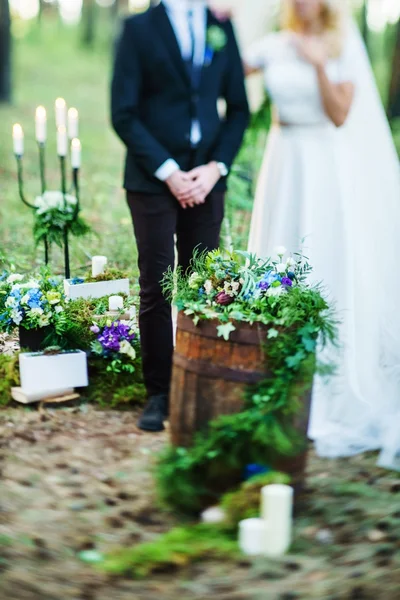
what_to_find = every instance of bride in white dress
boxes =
[244,0,400,469]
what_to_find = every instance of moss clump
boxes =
[221,471,291,529]
[100,524,238,578]
[0,353,20,406]
[84,268,128,284]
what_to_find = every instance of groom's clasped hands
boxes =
[166,162,221,209]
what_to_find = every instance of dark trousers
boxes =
[127,190,224,397]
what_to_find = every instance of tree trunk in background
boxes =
[0,0,11,103]
[82,0,97,47]
[388,19,400,120]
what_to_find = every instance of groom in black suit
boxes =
[111,0,249,432]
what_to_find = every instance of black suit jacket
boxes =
[111,3,250,194]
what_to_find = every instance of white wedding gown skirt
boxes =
[246,29,400,470]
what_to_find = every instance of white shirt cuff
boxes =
[154,159,180,182]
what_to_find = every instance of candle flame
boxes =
[68,107,78,119]
[36,106,47,119]
[71,138,81,149]
[56,98,66,108]
[58,125,67,135]
[13,124,23,137]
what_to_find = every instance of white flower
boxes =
[286,256,296,268]
[267,286,284,297]
[5,296,18,308]
[7,273,24,284]
[119,339,136,360]
[30,307,44,317]
[38,314,51,327]
[21,294,30,305]
[274,246,287,258]
[188,272,203,290]
[54,305,64,314]
[231,281,240,292]
[276,263,287,274]
[204,279,213,295]
[10,309,23,325]
[34,191,77,215]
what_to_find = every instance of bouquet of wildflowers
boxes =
[0,270,66,333]
[163,247,322,336]
[90,320,140,374]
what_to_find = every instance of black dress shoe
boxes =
[138,394,169,432]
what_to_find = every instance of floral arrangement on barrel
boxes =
[165,246,319,340]
[158,248,337,514]
[0,269,66,336]
[90,320,140,375]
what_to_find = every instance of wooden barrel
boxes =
[170,313,314,492]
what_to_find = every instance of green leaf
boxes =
[216,322,236,341]
[267,328,279,339]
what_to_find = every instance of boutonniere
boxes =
[205,25,228,65]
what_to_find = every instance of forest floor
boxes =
[1,402,400,600]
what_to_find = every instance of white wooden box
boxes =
[64,278,130,300]
[19,350,89,395]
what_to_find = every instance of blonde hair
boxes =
[281,0,345,57]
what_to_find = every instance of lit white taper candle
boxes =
[13,124,24,155]
[57,126,68,157]
[68,107,79,139]
[55,97,67,128]
[92,256,108,278]
[261,484,293,557]
[35,106,47,143]
[71,138,81,169]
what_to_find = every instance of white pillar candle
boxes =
[109,296,124,312]
[55,97,67,128]
[238,518,268,556]
[261,484,293,557]
[35,106,47,143]
[68,107,79,139]
[92,256,107,278]
[57,126,68,157]
[71,138,81,169]
[13,124,24,155]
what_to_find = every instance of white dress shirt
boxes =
[155,0,207,182]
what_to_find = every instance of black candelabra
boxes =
[14,127,80,280]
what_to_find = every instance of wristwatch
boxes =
[216,162,229,177]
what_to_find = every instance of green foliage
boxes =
[100,524,238,578]
[84,357,146,408]
[34,210,90,248]
[221,471,291,528]
[157,250,337,514]
[0,354,20,407]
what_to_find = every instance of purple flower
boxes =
[281,277,293,287]
[90,324,100,334]
[215,291,235,306]
[96,320,135,354]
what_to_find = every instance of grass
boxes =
[0,18,398,276]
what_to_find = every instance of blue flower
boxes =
[0,271,7,282]
[71,277,85,285]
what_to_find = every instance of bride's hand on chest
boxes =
[292,35,327,69]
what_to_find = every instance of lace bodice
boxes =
[246,32,355,125]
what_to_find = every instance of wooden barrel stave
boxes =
[170,313,314,491]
